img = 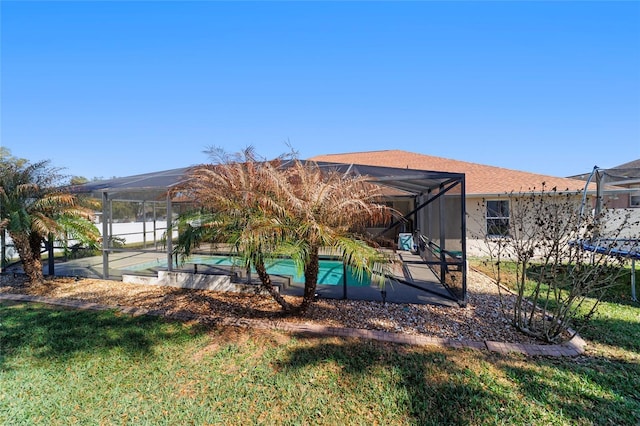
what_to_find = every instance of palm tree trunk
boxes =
[10,232,44,284]
[253,259,292,312]
[298,245,320,314]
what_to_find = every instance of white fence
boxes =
[1,220,177,264]
[106,221,173,246]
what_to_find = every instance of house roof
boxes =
[612,159,640,170]
[570,159,640,186]
[309,150,593,196]
[602,159,640,186]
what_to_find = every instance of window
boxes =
[486,200,510,236]
[631,194,640,208]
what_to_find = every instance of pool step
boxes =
[122,270,280,295]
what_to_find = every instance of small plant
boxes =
[475,184,639,343]
[108,235,126,248]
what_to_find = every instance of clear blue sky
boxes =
[2,1,639,180]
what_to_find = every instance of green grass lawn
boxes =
[1,300,639,425]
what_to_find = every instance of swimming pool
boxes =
[122,255,371,287]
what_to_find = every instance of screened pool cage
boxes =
[66,161,467,305]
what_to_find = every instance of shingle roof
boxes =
[603,159,640,183]
[611,159,640,170]
[309,150,593,196]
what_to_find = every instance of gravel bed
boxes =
[0,269,548,345]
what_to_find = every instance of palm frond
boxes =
[30,212,62,237]
[169,149,398,311]
[334,236,394,286]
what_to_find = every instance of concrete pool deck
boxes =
[35,250,460,307]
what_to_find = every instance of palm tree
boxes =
[173,149,295,310]
[265,158,395,313]
[172,148,396,314]
[0,152,100,284]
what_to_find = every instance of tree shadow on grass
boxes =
[499,356,640,426]
[275,339,532,426]
[0,301,192,369]
[276,337,640,425]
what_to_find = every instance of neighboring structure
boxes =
[570,159,640,209]
[569,159,640,239]
[310,150,595,256]
[569,160,640,302]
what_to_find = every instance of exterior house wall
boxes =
[601,208,640,239]
[602,194,634,209]
[599,185,640,209]
[464,196,494,257]
[464,193,593,257]
[388,192,639,258]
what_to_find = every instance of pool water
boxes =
[123,255,371,287]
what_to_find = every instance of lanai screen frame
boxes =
[73,161,467,304]
[314,161,468,304]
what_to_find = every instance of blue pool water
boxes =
[123,255,370,287]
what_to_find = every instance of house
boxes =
[309,150,596,256]
[62,150,611,305]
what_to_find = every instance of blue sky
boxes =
[2,1,639,180]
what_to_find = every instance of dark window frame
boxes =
[486,199,510,237]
